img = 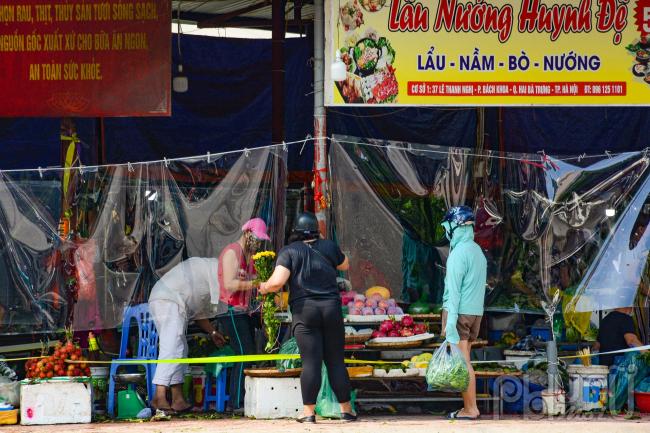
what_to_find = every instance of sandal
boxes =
[296,415,316,424]
[151,409,172,421]
[447,410,480,420]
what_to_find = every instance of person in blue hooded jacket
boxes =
[440,206,487,420]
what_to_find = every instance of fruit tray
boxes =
[373,368,421,378]
[366,333,435,344]
[345,315,405,323]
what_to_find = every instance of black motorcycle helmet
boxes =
[292,212,320,238]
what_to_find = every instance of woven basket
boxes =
[345,334,372,344]
[243,368,302,378]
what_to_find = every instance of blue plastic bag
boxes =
[636,377,650,393]
[610,353,650,410]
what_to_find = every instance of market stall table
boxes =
[351,370,522,416]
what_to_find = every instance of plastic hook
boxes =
[37,167,43,179]
[300,134,312,155]
[605,150,613,159]
[127,162,134,173]
[164,157,169,167]
[206,151,211,163]
[243,148,251,158]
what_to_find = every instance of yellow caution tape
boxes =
[62,354,403,366]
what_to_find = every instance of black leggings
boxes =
[291,298,352,405]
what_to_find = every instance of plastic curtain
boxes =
[0,147,286,335]
[330,135,650,325]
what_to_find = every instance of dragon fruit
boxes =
[401,315,414,327]
[400,328,414,337]
[361,307,374,316]
[374,307,386,315]
[371,330,386,339]
[387,330,400,338]
[379,320,394,333]
[413,324,427,335]
[341,292,355,305]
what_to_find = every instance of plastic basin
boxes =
[635,391,650,413]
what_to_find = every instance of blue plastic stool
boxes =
[107,304,159,418]
[203,368,230,412]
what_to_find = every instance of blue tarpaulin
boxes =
[1,36,650,171]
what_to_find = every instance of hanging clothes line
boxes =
[0,136,646,174]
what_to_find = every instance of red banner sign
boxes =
[0,0,170,117]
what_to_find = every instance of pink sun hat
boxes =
[242,218,271,241]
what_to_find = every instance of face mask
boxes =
[443,222,457,241]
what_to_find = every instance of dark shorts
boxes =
[442,310,482,342]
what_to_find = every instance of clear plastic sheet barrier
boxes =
[330,136,650,323]
[0,148,286,334]
[1,138,648,335]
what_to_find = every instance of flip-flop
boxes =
[151,409,172,421]
[447,410,480,420]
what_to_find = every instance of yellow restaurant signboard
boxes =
[324,0,650,105]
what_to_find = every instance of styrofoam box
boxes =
[244,377,302,419]
[20,380,92,425]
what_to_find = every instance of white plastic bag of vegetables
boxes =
[425,341,470,392]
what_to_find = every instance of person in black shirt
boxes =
[259,213,355,423]
[596,307,645,366]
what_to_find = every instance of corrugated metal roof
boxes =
[172,1,315,21]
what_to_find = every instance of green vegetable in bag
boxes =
[425,341,469,392]
[276,338,301,372]
[315,364,356,419]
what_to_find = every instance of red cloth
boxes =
[218,242,256,309]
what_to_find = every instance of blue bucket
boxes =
[493,377,545,414]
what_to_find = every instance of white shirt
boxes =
[148,257,220,320]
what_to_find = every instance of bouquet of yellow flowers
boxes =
[253,251,280,352]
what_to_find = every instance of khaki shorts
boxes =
[442,310,482,342]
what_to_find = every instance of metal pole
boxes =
[272,0,287,250]
[313,0,327,236]
[272,0,285,145]
[547,340,559,394]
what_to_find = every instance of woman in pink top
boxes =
[217,218,270,410]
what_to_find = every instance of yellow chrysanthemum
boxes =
[253,250,276,261]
